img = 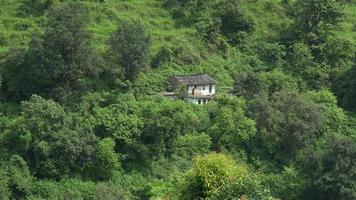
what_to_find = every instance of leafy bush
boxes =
[178,153,272,200]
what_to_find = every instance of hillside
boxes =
[0,0,355,199]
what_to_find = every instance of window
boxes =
[209,84,213,93]
[203,85,206,90]
[198,100,201,104]
[203,100,206,104]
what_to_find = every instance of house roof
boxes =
[169,74,216,86]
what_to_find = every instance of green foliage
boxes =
[300,136,356,200]
[42,2,101,95]
[7,155,33,199]
[234,70,300,99]
[1,2,102,100]
[165,0,255,47]
[234,71,265,99]
[93,183,127,200]
[217,0,255,42]
[0,0,355,199]
[172,133,211,158]
[304,90,347,134]
[248,91,323,163]
[178,153,272,200]
[94,106,143,143]
[262,166,305,200]
[209,96,256,152]
[95,138,120,180]
[108,20,151,81]
[0,168,10,200]
[334,63,356,112]
[139,98,200,157]
[292,0,345,37]
[2,95,98,179]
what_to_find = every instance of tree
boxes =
[259,70,301,96]
[287,42,315,74]
[42,2,101,97]
[292,0,345,41]
[172,133,211,158]
[0,168,10,200]
[2,95,98,180]
[233,70,300,99]
[18,0,59,16]
[304,90,347,135]
[233,71,264,100]
[300,136,356,200]
[95,138,120,180]
[217,0,255,37]
[1,2,101,100]
[208,96,256,152]
[334,63,356,112]
[108,20,151,81]
[262,166,306,200]
[248,91,323,162]
[286,42,330,89]
[139,99,200,157]
[93,183,127,200]
[257,42,287,69]
[0,42,51,100]
[7,155,33,199]
[178,153,272,200]
[94,105,143,143]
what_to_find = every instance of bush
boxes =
[172,133,212,158]
[178,153,272,199]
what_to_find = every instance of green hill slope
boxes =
[0,1,355,199]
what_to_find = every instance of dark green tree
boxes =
[217,0,255,37]
[300,136,356,200]
[334,63,356,111]
[108,20,151,81]
[248,91,323,162]
[233,71,265,100]
[291,0,345,43]
[2,95,98,179]
[1,2,101,100]
[42,2,101,97]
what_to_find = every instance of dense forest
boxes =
[0,0,355,199]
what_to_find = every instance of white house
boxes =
[168,74,217,105]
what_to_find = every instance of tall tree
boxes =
[292,0,345,40]
[300,136,356,200]
[2,95,98,179]
[42,2,101,97]
[1,2,101,100]
[108,20,151,81]
[248,91,323,162]
[334,63,356,111]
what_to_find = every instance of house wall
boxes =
[187,97,211,105]
[187,84,216,95]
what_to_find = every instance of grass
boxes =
[0,0,355,92]
[0,0,203,56]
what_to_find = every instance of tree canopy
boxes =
[0,0,355,199]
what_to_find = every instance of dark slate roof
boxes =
[169,74,216,86]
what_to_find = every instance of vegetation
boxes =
[0,0,355,199]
